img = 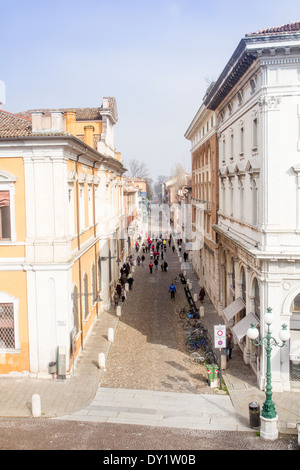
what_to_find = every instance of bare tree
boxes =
[125,158,150,179]
[124,158,153,200]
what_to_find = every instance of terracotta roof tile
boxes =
[0,110,69,138]
[17,107,102,121]
[246,21,300,36]
[0,110,33,137]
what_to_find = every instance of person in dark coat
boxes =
[128,276,134,290]
[199,287,205,303]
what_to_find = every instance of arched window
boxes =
[83,272,89,319]
[254,279,260,320]
[91,262,95,303]
[241,268,246,303]
[290,294,300,383]
[72,285,79,334]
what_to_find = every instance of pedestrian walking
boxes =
[113,291,119,307]
[128,275,134,290]
[116,283,121,298]
[169,282,176,299]
[137,255,141,266]
[199,287,205,303]
[163,261,168,272]
[121,286,125,303]
[172,245,175,253]
[149,262,153,273]
[154,258,158,270]
[183,252,188,262]
[141,254,145,266]
[225,333,234,361]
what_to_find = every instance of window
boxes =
[240,126,244,155]
[72,285,79,335]
[88,185,93,227]
[0,292,19,351]
[79,184,85,232]
[254,279,260,320]
[68,185,75,236]
[252,179,258,225]
[91,262,96,303]
[0,191,11,239]
[0,303,15,349]
[83,272,89,319]
[253,118,258,149]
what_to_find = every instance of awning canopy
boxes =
[223,297,245,321]
[233,312,259,341]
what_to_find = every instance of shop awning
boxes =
[223,297,245,321]
[233,312,259,341]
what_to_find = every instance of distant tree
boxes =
[124,158,153,200]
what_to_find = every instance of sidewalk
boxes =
[180,251,300,435]
[0,240,299,437]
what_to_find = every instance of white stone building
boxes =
[203,22,300,391]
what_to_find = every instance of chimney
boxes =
[64,110,76,134]
[50,111,64,132]
[31,111,45,132]
[84,125,94,148]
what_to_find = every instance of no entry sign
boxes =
[214,324,226,348]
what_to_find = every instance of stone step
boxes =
[59,387,250,431]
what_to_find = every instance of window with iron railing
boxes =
[0,303,15,349]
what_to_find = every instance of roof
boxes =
[0,110,33,137]
[204,21,300,110]
[246,21,300,37]
[17,107,102,121]
[0,110,69,138]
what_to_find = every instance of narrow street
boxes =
[101,205,209,393]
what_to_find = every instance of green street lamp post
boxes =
[247,307,290,438]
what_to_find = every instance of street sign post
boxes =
[214,325,226,390]
[214,324,226,349]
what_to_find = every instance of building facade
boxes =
[0,98,126,377]
[185,105,219,307]
[203,22,300,391]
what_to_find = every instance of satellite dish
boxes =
[0,80,6,105]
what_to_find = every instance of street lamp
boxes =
[247,307,290,439]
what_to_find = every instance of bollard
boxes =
[108,327,114,342]
[200,306,204,317]
[179,257,182,263]
[183,271,186,276]
[98,352,106,369]
[181,264,184,270]
[193,293,197,302]
[189,282,193,290]
[32,394,41,418]
[116,306,122,317]
[125,283,129,292]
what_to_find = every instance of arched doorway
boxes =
[290,293,300,386]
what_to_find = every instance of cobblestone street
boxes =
[101,212,214,395]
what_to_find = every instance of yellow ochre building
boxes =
[0,97,126,377]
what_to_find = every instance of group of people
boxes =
[114,234,236,362]
[113,257,135,307]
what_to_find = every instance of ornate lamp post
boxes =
[247,307,290,440]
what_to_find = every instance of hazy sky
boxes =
[1,0,300,182]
